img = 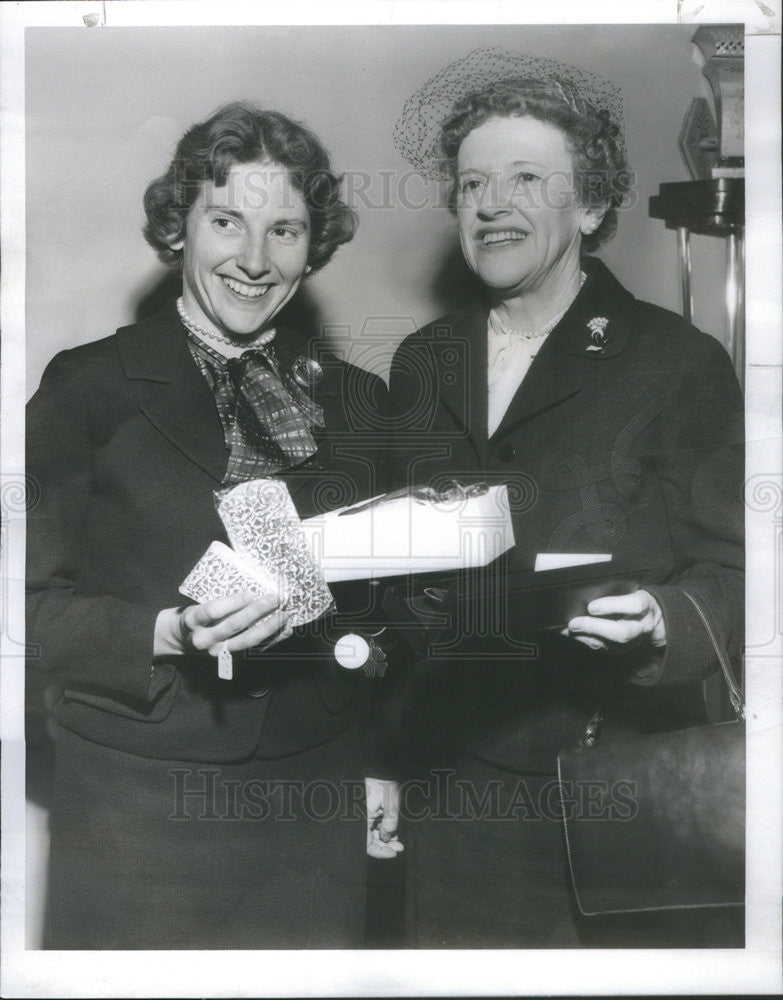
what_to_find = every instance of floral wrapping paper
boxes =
[179,540,287,605]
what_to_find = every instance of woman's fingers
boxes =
[584,591,650,618]
[182,591,287,653]
[366,829,404,859]
[565,589,666,650]
[207,613,292,657]
[191,590,280,627]
[568,614,647,645]
[365,778,404,859]
[571,634,609,652]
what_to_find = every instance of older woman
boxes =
[385,51,744,947]
[27,102,386,948]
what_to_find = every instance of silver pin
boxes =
[290,356,324,390]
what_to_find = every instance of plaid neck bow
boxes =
[187,333,324,485]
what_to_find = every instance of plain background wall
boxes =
[25,23,730,399]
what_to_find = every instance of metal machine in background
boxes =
[649,24,745,388]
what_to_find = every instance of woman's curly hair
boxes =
[143,101,357,272]
[439,77,633,252]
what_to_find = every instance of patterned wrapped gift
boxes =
[180,479,334,628]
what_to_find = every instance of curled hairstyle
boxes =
[143,101,357,272]
[440,77,632,252]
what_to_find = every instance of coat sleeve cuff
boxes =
[115,601,179,704]
[77,599,178,705]
[641,584,716,686]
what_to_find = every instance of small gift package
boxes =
[180,479,335,629]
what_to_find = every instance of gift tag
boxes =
[218,643,233,681]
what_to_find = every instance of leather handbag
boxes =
[556,587,745,916]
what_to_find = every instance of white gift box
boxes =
[300,485,515,582]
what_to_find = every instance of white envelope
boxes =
[534,553,612,571]
[301,485,515,582]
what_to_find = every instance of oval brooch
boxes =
[290,356,324,390]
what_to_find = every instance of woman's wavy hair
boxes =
[143,102,357,272]
[440,78,632,252]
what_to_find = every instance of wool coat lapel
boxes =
[485,258,635,442]
[427,299,489,471]
[436,299,489,438]
[116,301,229,484]
[490,323,585,441]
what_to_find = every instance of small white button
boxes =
[334,633,370,670]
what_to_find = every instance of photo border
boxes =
[2,1,780,996]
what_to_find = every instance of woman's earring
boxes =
[305,265,312,275]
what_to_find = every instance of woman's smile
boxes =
[220,275,272,299]
[478,227,529,248]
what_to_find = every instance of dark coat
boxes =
[385,258,744,773]
[26,299,388,763]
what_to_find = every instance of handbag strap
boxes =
[680,585,745,721]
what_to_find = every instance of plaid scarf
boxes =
[187,331,324,485]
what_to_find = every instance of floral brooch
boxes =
[585,317,609,352]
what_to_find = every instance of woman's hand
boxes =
[365,777,404,859]
[154,591,290,658]
[563,589,666,654]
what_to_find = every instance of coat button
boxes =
[498,443,516,463]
